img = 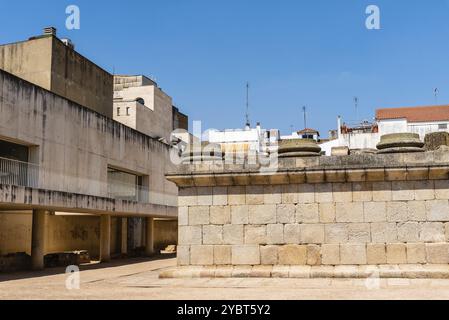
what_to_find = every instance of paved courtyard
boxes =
[1,257,449,300]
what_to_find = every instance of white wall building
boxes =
[320,105,449,155]
[206,123,279,154]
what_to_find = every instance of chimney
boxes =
[43,27,57,36]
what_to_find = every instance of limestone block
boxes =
[340,244,367,265]
[336,202,364,222]
[321,244,340,265]
[232,245,261,265]
[372,182,392,202]
[190,245,214,265]
[332,183,352,202]
[189,206,210,225]
[296,203,319,223]
[209,206,230,225]
[397,222,420,242]
[284,224,301,244]
[297,184,315,204]
[300,224,325,244]
[386,244,407,264]
[228,186,246,205]
[214,245,231,265]
[266,224,284,244]
[271,265,291,278]
[178,206,189,226]
[282,185,298,204]
[406,243,426,264]
[179,226,202,245]
[278,245,307,265]
[445,223,449,241]
[197,187,213,206]
[203,225,223,245]
[289,265,312,278]
[363,202,386,222]
[392,181,414,201]
[407,201,426,221]
[260,245,279,265]
[352,182,373,202]
[264,185,282,204]
[177,245,190,266]
[315,183,333,203]
[248,205,277,224]
[414,181,435,201]
[178,188,197,206]
[250,265,273,278]
[420,222,445,242]
[276,204,296,224]
[426,200,449,221]
[348,223,370,243]
[367,244,386,264]
[223,225,244,245]
[435,180,449,200]
[319,203,335,223]
[213,187,228,205]
[386,202,407,222]
[370,222,397,243]
[246,186,264,205]
[245,225,267,245]
[426,243,449,264]
[307,244,322,266]
[324,224,348,244]
[231,205,249,225]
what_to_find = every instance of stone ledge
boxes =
[159,264,449,279]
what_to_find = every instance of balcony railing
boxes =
[0,156,176,206]
[0,156,39,188]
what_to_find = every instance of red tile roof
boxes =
[376,105,449,123]
[298,128,319,134]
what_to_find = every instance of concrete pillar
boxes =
[120,218,127,255]
[145,217,155,256]
[31,209,47,270]
[100,215,111,262]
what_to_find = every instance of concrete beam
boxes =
[31,209,48,270]
[100,215,111,263]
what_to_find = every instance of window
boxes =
[136,97,145,105]
[107,167,144,202]
[126,107,130,116]
[439,123,447,130]
[116,107,120,116]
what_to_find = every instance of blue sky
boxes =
[1,0,449,136]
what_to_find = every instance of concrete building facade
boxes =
[113,75,188,141]
[0,28,182,271]
[0,28,113,118]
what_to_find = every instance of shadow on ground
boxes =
[0,254,175,282]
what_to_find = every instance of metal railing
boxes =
[0,157,39,188]
[0,156,177,206]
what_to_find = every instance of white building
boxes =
[320,105,449,155]
[281,128,320,141]
[206,123,279,154]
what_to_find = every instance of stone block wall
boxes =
[176,180,449,266]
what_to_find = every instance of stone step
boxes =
[159,264,449,279]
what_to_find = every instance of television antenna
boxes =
[434,88,439,104]
[245,82,250,127]
[354,97,359,122]
[302,106,307,129]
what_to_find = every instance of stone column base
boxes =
[159,264,449,279]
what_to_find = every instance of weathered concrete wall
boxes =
[50,38,113,118]
[0,212,102,257]
[168,152,449,267]
[0,37,53,92]
[0,36,113,118]
[0,69,178,213]
[0,213,177,257]
[154,219,178,251]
